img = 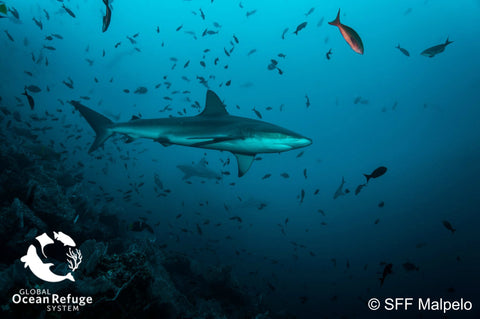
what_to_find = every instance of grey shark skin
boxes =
[71,90,312,177]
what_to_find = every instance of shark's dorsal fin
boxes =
[200,90,228,117]
[233,153,255,177]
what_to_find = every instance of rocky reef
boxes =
[0,133,271,318]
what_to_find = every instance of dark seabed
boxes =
[0,1,479,318]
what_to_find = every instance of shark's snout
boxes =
[300,137,313,147]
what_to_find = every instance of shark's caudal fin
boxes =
[200,90,229,116]
[70,101,114,153]
[234,153,255,177]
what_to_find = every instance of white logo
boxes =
[20,231,82,283]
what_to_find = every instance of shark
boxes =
[71,90,312,177]
[177,158,222,180]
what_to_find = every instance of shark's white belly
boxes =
[200,138,293,154]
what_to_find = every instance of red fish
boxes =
[328,9,364,55]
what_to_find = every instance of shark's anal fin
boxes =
[200,90,228,117]
[233,153,255,177]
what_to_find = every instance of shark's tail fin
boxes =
[445,37,453,46]
[70,101,114,153]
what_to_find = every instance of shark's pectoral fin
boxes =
[233,153,255,177]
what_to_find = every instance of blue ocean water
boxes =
[1,0,479,318]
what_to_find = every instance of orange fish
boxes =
[328,9,364,55]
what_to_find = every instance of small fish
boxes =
[281,28,289,39]
[27,85,41,93]
[305,8,315,17]
[262,174,271,180]
[355,183,366,195]
[63,81,73,89]
[305,95,310,108]
[4,30,14,42]
[442,220,456,234]
[134,86,148,94]
[176,24,183,31]
[293,22,307,35]
[379,263,393,286]
[326,48,332,60]
[421,38,453,58]
[247,49,256,56]
[43,45,56,51]
[395,44,410,56]
[102,0,112,32]
[317,17,324,27]
[126,36,136,44]
[252,107,262,119]
[233,34,239,43]
[7,7,19,19]
[22,87,35,110]
[246,10,257,17]
[62,4,76,18]
[33,18,43,30]
[378,201,385,208]
[43,9,50,20]
[364,166,387,183]
[328,9,364,54]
